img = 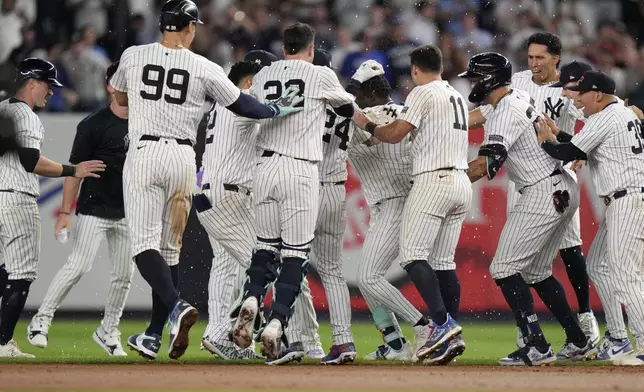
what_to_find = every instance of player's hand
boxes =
[268,85,304,117]
[54,213,71,237]
[625,99,644,119]
[74,160,106,179]
[541,115,560,135]
[536,118,556,144]
[571,159,585,172]
[351,60,385,83]
[352,110,370,129]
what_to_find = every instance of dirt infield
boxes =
[1,364,644,391]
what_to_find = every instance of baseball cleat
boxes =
[595,332,633,361]
[422,334,466,366]
[578,312,601,346]
[613,349,644,366]
[266,341,305,366]
[0,340,35,358]
[93,327,127,356]
[27,315,50,349]
[557,338,597,361]
[232,297,259,350]
[167,299,199,360]
[364,341,413,361]
[202,335,262,360]
[127,332,161,360]
[499,344,557,366]
[321,342,357,365]
[306,346,325,360]
[259,318,283,360]
[412,324,431,362]
[415,314,462,360]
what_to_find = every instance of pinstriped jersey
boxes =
[571,102,644,197]
[109,43,241,145]
[0,99,44,196]
[319,106,353,183]
[348,103,412,206]
[249,60,354,162]
[399,80,469,175]
[201,99,260,188]
[483,89,561,189]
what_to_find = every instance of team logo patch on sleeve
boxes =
[488,134,504,143]
[401,106,409,114]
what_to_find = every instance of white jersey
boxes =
[201,99,260,188]
[249,59,353,162]
[109,43,241,145]
[348,103,412,206]
[571,101,644,197]
[483,89,562,189]
[0,98,44,196]
[319,106,352,183]
[399,80,469,176]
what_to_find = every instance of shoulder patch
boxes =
[488,134,504,143]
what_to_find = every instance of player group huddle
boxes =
[1,0,644,368]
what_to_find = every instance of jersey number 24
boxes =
[323,109,350,150]
[140,64,190,105]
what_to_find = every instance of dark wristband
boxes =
[61,164,76,177]
[365,122,377,135]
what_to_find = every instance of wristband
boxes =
[365,122,377,135]
[61,164,76,177]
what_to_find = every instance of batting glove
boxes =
[267,85,305,117]
[351,60,385,83]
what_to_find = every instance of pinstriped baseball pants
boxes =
[357,196,423,324]
[35,214,133,332]
[0,192,40,281]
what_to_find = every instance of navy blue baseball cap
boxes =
[567,70,616,94]
[551,60,593,88]
[313,48,332,68]
[244,50,278,67]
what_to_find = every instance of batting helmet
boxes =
[458,52,512,103]
[313,49,332,68]
[159,0,203,33]
[16,58,63,87]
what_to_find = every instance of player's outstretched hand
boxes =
[352,60,385,83]
[571,159,585,172]
[74,160,106,178]
[541,115,560,135]
[535,118,556,144]
[268,85,304,117]
[352,109,370,129]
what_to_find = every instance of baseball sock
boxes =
[532,276,587,346]
[268,257,309,327]
[559,246,591,314]
[404,260,447,325]
[146,265,180,337]
[0,265,7,299]
[242,249,279,302]
[436,270,461,320]
[0,279,31,345]
[381,326,404,350]
[135,250,180,310]
[495,274,548,351]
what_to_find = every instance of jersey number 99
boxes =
[140,64,190,105]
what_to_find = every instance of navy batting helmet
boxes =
[16,57,63,87]
[458,52,512,103]
[313,49,332,68]
[159,0,203,33]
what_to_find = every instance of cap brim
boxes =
[550,81,564,88]
[566,85,586,92]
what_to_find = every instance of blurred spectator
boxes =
[596,51,628,97]
[383,14,416,89]
[340,28,390,83]
[330,26,361,73]
[0,0,27,64]
[456,11,494,54]
[80,25,110,60]
[42,42,79,112]
[310,5,335,52]
[405,1,439,46]
[437,0,480,37]
[61,32,110,111]
[9,25,37,65]
[627,48,644,110]
[66,0,112,39]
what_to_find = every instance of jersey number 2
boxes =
[140,64,190,105]
[449,96,467,131]
[323,109,350,150]
[628,119,644,154]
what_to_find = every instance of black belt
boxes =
[550,168,563,177]
[140,135,192,146]
[261,150,309,162]
[603,187,644,206]
[201,183,250,196]
[0,189,37,198]
[321,181,346,186]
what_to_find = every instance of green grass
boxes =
[0,318,605,366]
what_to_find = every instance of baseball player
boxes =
[537,70,644,366]
[26,63,133,357]
[0,58,105,358]
[109,0,303,361]
[460,52,595,366]
[553,62,635,361]
[230,22,355,361]
[469,32,600,345]
[353,45,470,363]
